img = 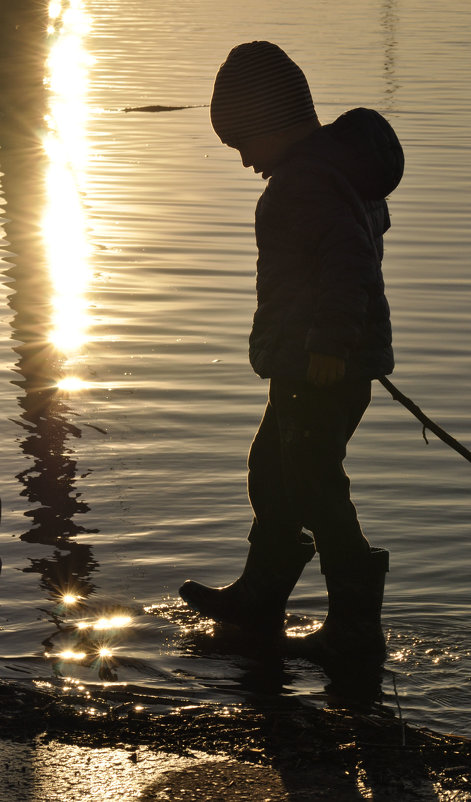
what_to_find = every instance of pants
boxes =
[247,377,372,566]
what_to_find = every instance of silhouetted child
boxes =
[180,42,404,664]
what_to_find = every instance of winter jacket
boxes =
[248,107,404,381]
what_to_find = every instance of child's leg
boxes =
[268,378,371,566]
[247,389,304,555]
[178,388,314,631]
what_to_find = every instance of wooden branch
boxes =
[378,376,471,464]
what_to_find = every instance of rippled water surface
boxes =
[0,0,470,737]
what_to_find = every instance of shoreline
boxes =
[1,681,469,800]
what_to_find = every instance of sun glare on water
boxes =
[57,376,91,392]
[62,593,79,605]
[43,1,93,357]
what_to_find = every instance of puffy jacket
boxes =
[248,107,404,381]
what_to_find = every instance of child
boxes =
[180,41,404,663]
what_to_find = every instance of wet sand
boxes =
[1,681,470,801]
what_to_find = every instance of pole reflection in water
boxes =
[381,0,400,113]
[0,1,129,680]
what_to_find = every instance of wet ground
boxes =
[1,678,470,801]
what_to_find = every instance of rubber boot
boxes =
[288,547,389,664]
[179,534,315,635]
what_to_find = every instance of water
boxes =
[0,0,470,738]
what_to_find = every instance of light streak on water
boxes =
[43,1,93,357]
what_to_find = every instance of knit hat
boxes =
[210,41,318,146]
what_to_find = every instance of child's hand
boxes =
[307,352,346,387]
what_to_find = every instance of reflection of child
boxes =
[180,42,404,663]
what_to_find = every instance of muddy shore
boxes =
[1,681,469,801]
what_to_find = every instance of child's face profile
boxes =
[230,131,290,180]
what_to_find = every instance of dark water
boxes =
[0,0,470,740]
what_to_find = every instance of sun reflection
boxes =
[45,609,133,681]
[43,0,93,358]
[49,1,63,20]
[93,615,132,631]
[57,376,90,392]
[58,649,86,661]
[62,593,79,605]
[74,614,132,632]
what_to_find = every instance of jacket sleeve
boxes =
[304,192,379,360]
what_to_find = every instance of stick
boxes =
[123,104,208,113]
[378,376,471,464]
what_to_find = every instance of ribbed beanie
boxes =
[210,41,317,145]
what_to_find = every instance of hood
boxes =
[285,108,404,201]
[324,107,404,200]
